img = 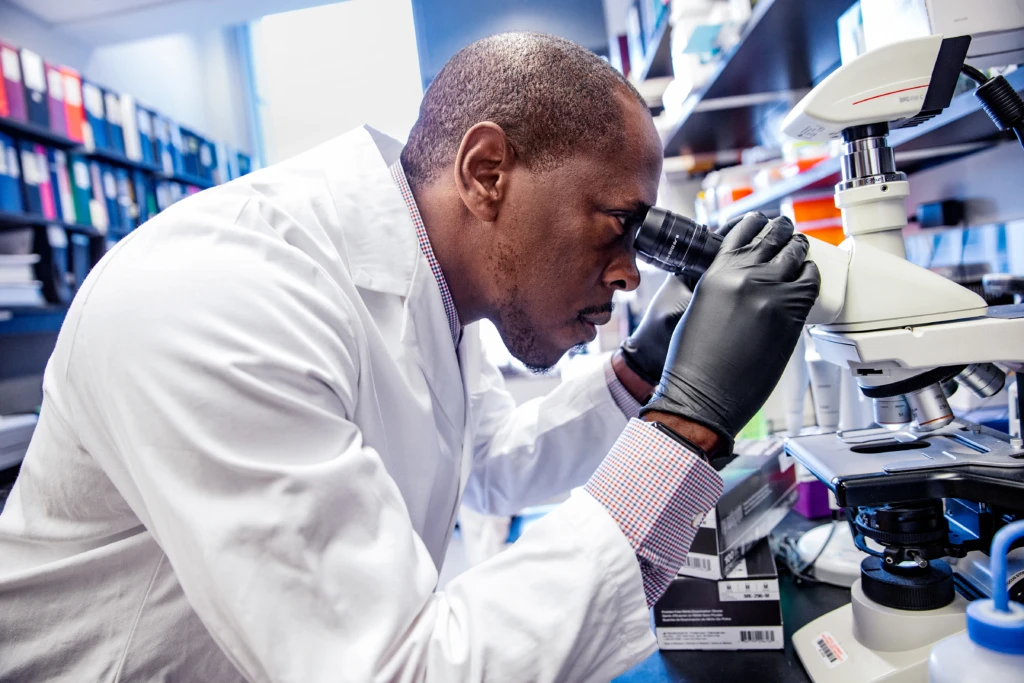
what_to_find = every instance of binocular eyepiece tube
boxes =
[630,207,723,278]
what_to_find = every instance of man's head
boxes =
[402,32,663,371]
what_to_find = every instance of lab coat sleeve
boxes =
[67,235,655,683]
[463,354,629,516]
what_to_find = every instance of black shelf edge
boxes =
[85,148,163,174]
[0,116,79,149]
[158,172,215,190]
[710,70,1024,225]
[635,18,673,83]
[661,0,854,156]
[0,211,103,237]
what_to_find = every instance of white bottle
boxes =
[929,520,1024,683]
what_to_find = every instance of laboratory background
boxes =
[1,1,1024,682]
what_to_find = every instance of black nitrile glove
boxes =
[641,213,821,455]
[619,215,745,386]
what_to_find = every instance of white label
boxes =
[1,48,21,83]
[47,225,68,248]
[657,626,783,650]
[7,147,19,179]
[155,117,169,143]
[104,92,122,124]
[20,150,40,185]
[63,73,82,107]
[199,143,212,167]
[46,68,64,100]
[814,631,849,668]
[725,558,748,579]
[137,110,152,136]
[35,151,47,182]
[0,140,6,175]
[678,553,717,579]
[83,84,104,117]
[719,578,780,602]
[73,160,90,189]
[19,49,45,92]
[103,170,117,198]
[170,125,183,147]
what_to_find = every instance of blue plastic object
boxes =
[966,520,1024,655]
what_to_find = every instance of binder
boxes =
[49,148,76,224]
[180,128,200,177]
[136,107,156,166]
[61,67,86,143]
[237,153,252,177]
[18,140,43,215]
[68,154,92,227]
[70,232,92,291]
[19,49,49,129]
[170,123,186,175]
[33,144,57,220]
[0,132,23,212]
[113,167,133,235]
[132,170,157,224]
[44,63,67,137]
[37,225,72,304]
[199,138,215,182]
[81,81,108,151]
[100,164,121,233]
[0,42,27,121]
[103,90,125,155]
[88,161,108,233]
[120,93,141,162]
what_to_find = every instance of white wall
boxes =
[254,0,423,163]
[0,1,253,152]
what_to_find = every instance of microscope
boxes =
[630,33,1024,683]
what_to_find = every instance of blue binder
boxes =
[0,132,23,213]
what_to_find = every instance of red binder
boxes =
[61,67,85,143]
[0,42,27,121]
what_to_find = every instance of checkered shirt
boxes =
[603,361,644,419]
[585,418,724,607]
[390,161,461,346]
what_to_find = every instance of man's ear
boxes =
[453,122,514,223]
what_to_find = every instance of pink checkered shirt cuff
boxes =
[584,418,724,607]
[603,359,643,419]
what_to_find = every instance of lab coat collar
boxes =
[320,126,468,434]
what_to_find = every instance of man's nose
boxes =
[604,252,641,292]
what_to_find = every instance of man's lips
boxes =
[578,310,613,326]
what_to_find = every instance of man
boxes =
[0,33,817,681]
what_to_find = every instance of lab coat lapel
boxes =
[404,262,466,436]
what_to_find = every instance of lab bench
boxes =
[616,513,852,683]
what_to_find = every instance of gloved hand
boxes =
[618,216,744,386]
[641,213,820,455]
[619,275,693,386]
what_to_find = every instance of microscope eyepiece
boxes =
[631,207,723,278]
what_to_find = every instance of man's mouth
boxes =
[578,310,613,327]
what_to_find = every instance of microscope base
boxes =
[793,580,967,683]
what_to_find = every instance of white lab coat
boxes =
[0,126,658,682]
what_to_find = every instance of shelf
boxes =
[158,172,215,190]
[711,69,1024,225]
[634,17,673,82]
[85,148,162,174]
[0,304,68,336]
[660,0,855,156]
[0,116,78,149]
[0,211,103,237]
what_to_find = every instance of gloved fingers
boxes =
[746,216,796,263]
[719,212,770,252]
[716,213,746,237]
[761,233,810,281]
[794,258,822,298]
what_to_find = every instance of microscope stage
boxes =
[785,421,1024,511]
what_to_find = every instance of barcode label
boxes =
[683,556,711,571]
[814,631,848,668]
[740,630,776,643]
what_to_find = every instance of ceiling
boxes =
[7,0,343,45]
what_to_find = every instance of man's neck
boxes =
[410,182,489,325]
